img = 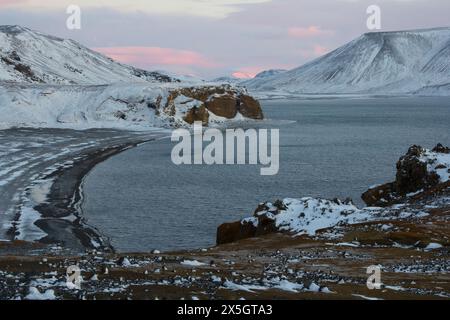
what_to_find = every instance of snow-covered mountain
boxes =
[211,76,242,85]
[0,25,177,85]
[0,26,264,130]
[245,27,450,95]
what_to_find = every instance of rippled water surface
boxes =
[82,97,450,252]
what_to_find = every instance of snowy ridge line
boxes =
[0,25,178,85]
[0,25,263,131]
[244,27,450,96]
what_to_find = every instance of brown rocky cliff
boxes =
[163,86,264,125]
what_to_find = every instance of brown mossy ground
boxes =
[0,206,448,300]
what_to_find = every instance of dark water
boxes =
[82,97,450,252]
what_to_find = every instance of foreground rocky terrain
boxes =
[0,144,448,300]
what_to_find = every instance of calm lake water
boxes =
[82,97,450,252]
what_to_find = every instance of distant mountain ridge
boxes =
[244,27,450,95]
[0,25,177,85]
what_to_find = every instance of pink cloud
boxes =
[232,66,267,79]
[232,71,259,79]
[232,64,294,79]
[0,0,26,7]
[313,44,330,56]
[288,26,334,38]
[232,66,268,79]
[313,45,329,56]
[298,45,330,59]
[94,46,218,69]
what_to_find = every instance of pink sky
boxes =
[95,47,219,70]
[1,0,449,79]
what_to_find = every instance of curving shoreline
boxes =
[0,140,448,300]
[0,129,168,254]
[30,144,140,253]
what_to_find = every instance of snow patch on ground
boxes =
[420,149,450,183]
[180,260,207,267]
[25,287,56,300]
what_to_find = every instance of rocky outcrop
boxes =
[163,85,264,125]
[217,144,450,246]
[237,95,264,120]
[217,201,284,245]
[217,198,361,245]
[183,105,210,125]
[362,144,450,207]
[205,94,238,119]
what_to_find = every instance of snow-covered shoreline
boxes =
[0,128,170,251]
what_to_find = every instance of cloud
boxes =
[0,0,272,19]
[288,26,334,38]
[0,0,26,5]
[313,44,329,56]
[94,46,218,70]
[297,45,330,59]
[231,66,267,79]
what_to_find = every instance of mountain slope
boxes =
[0,26,263,130]
[244,27,450,95]
[0,25,177,85]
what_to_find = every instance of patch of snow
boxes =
[25,287,56,300]
[222,280,268,293]
[180,260,207,267]
[424,243,443,251]
[352,294,383,300]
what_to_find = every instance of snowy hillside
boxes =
[0,26,265,130]
[245,27,450,95]
[0,25,177,85]
[0,82,262,130]
[242,69,286,87]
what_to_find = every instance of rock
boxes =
[395,145,439,194]
[362,144,448,206]
[216,215,278,245]
[217,201,283,245]
[217,221,257,245]
[205,94,238,119]
[237,95,264,119]
[183,105,209,125]
[432,143,450,154]
[163,86,264,125]
[361,183,397,207]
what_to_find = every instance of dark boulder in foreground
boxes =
[217,202,282,245]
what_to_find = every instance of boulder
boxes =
[361,183,397,207]
[238,95,264,120]
[362,144,448,206]
[183,105,209,125]
[395,145,440,194]
[205,94,238,119]
[163,86,264,124]
[217,221,257,245]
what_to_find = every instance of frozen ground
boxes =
[0,128,169,244]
